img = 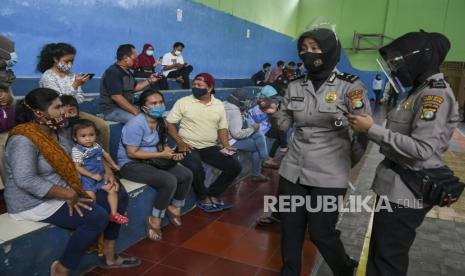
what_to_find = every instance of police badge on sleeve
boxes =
[420,95,444,121]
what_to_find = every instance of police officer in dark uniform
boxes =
[270,24,371,276]
[348,31,460,276]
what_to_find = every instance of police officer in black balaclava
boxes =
[348,31,460,276]
[270,24,371,276]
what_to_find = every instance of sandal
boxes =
[145,217,162,241]
[256,214,280,227]
[109,212,129,224]
[166,208,182,227]
[97,254,141,269]
[196,201,223,213]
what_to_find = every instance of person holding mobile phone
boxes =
[37,43,112,151]
[269,21,371,276]
[161,42,193,89]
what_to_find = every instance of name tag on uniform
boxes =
[291,97,304,102]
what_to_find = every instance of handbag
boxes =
[383,159,465,207]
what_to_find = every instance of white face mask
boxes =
[57,62,72,73]
[174,50,182,56]
[6,52,18,67]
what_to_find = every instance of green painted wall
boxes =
[298,0,465,70]
[194,0,465,71]
[193,0,300,37]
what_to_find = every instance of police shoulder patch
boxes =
[336,72,359,83]
[347,89,365,110]
[428,79,447,89]
[420,94,444,121]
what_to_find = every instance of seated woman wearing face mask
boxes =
[37,43,111,152]
[269,23,371,276]
[349,31,460,276]
[118,89,193,241]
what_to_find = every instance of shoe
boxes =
[251,174,270,182]
[196,201,223,213]
[262,159,279,169]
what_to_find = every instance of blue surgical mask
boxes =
[146,50,154,56]
[192,87,208,99]
[147,105,166,118]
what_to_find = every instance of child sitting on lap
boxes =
[71,119,128,224]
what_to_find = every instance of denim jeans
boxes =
[233,132,269,176]
[104,107,135,124]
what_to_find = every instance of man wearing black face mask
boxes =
[167,73,242,213]
[349,31,461,276]
[269,26,371,276]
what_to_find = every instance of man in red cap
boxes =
[167,73,242,212]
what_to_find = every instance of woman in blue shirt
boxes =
[118,89,193,241]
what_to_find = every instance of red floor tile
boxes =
[143,264,196,276]
[160,247,218,274]
[202,258,259,276]
[158,225,198,246]
[256,268,281,276]
[123,239,177,263]
[182,232,236,256]
[241,228,281,250]
[220,238,277,270]
[180,214,213,233]
[92,254,156,276]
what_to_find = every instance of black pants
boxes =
[120,162,192,211]
[373,89,382,103]
[366,199,431,276]
[266,127,288,158]
[181,146,242,199]
[279,177,352,276]
[167,65,193,89]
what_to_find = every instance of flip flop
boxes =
[97,254,141,269]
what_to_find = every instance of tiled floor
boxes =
[87,168,318,276]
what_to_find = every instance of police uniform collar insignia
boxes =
[327,72,337,84]
[325,90,337,103]
[336,72,359,83]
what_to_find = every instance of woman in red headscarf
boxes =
[133,44,162,78]
[134,44,168,89]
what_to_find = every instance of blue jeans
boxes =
[104,107,135,124]
[42,188,128,270]
[233,132,269,176]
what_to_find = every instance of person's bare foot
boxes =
[167,205,182,227]
[50,260,69,276]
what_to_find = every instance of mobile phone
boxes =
[336,104,349,116]
[85,73,95,80]
[220,148,236,156]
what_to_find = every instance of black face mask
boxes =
[192,87,208,99]
[300,52,325,74]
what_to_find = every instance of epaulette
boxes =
[336,72,359,83]
[428,79,447,89]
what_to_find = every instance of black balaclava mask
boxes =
[297,28,341,90]
[379,31,450,90]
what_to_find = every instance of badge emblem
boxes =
[314,59,323,67]
[325,91,337,103]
